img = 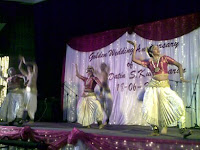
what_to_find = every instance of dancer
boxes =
[0,67,26,125]
[75,64,104,129]
[18,56,38,123]
[127,40,192,138]
[96,63,113,125]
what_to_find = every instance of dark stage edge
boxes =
[1,122,199,141]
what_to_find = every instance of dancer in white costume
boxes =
[127,40,192,138]
[75,64,104,129]
[19,56,38,122]
[0,67,26,125]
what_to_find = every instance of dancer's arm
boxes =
[105,65,110,74]
[28,62,38,75]
[15,74,28,85]
[75,64,87,81]
[127,41,145,66]
[33,63,38,75]
[172,61,189,82]
[18,56,28,76]
[93,77,103,97]
[165,56,189,82]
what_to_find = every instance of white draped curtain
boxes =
[63,28,200,127]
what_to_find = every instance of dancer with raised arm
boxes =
[127,40,192,138]
[75,64,104,129]
[0,67,26,125]
[19,56,38,123]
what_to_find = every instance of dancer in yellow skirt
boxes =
[75,64,104,129]
[127,40,192,138]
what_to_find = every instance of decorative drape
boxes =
[134,13,200,41]
[63,26,200,127]
[68,13,200,51]
[0,126,199,150]
[0,126,70,150]
[68,27,129,52]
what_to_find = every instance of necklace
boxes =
[152,57,160,72]
[86,76,92,85]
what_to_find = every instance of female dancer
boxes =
[0,67,25,125]
[75,64,104,129]
[127,40,191,138]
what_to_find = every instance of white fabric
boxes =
[24,87,37,120]
[0,91,24,122]
[64,28,200,127]
[142,79,185,128]
[77,95,104,126]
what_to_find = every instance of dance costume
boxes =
[141,55,185,128]
[0,76,24,123]
[77,75,104,127]
[24,86,37,120]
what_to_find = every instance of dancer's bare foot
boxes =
[161,127,167,134]
[179,128,192,139]
[150,132,159,136]
[17,119,24,127]
[27,120,34,124]
[99,124,104,129]
[150,126,159,136]
[183,130,192,139]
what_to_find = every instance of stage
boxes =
[0,122,200,149]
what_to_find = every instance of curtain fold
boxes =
[67,13,200,51]
[68,27,129,52]
[1,126,199,150]
[134,12,200,41]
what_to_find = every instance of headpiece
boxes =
[145,45,155,57]
[86,66,94,73]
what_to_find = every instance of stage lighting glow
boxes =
[0,56,9,106]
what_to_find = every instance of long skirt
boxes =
[142,79,185,128]
[77,95,104,126]
[24,87,37,120]
[0,89,24,122]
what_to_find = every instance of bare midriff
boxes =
[153,73,169,81]
[84,89,94,92]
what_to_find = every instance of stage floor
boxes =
[1,122,199,141]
